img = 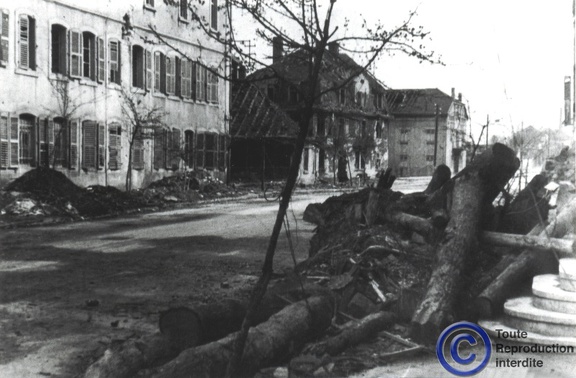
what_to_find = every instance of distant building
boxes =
[0,0,229,189]
[386,88,469,177]
[233,40,390,184]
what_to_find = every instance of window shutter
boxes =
[117,41,121,84]
[98,123,105,169]
[166,56,175,95]
[175,57,181,97]
[203,65,208,102]
[132,138,143,170]
[108,125,121,170]
[19,15,29,69]
[82,121,97,169]
[48,119,54,166]
[191,62,197,101]
[69,120,78,169]
[171,128,181,170]
[53,120,64,166]
[218,134,226,171]
[39,118,47,166]
[195,133,204,168]
[145,50,152,91]
[10,117,18,167]
[70,30,82,77]
[153,128,164,170]
[0,10,9,67]
[160,53,166,94]
[97,37,105,82]
[0,115,8,168]
[154,52,161,92]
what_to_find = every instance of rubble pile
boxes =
[0,168,239,222]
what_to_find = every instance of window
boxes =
[109,40,121,84]
[356,92,362,106]
[318,148,325,173]
[132,137,144,170]
[18,15,36,70]
[288,86,299,104]
[211,0,218,30]
[400,128,409,144]
[204,133,216,169]
[50,25,67,74]
[166,56,175,95]
[361,121,367,137]
[82,32,96,80]
[373,93,384,109]
[195,64,206,101]
[0,9,9,67]
[317,116,325,137]
[0,114,18,168]
[108,123,121,170]
[337,118,345,138]
[375,122,382,139]
[132,45,145,89]
[184,130,194,167]
[52,118,66,167]
[39,119,54,167]
[19,115,35,165]
[400,154,408,161]
[339,88,346,104]
[207,68,218,103]
[180,0,188,19]
[426,155,434,162]
[303,148,309,173]
[425,128,435,145]
[354,151,365,170]
[267,85,275,101]
[181,60,192,98]
[195,133,204,167]
[145,0,155,6]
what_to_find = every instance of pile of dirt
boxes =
[0,168,240,222]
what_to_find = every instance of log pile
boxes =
[84,143,576,377]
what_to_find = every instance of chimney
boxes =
[272,37,283,63]
[458,93,462,101]
[451,87,455,99]
[328,42,339,55]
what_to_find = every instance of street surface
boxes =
[0,178,430,377]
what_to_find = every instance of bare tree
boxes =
[119,87,166,191]
[152,1,439,375]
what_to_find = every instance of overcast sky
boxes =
[334,0,574,137]
[234,1,574,138]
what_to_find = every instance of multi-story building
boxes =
[235,40,390,184]
[0,0,229,189]
[386,88,469,177]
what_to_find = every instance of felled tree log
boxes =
[146,296,335,378]
[475,196,576,317]
[411,144,519,344]
[480,231,575,255]
[301,311,396,357]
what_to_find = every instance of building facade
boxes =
[386,88,469,177]
[245,42,390,185]
[0,0,229,189]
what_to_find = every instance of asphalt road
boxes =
[0,191,343,377]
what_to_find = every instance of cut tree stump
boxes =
[301,311,396,357]
[410,143,519,344]
[475,196,576,317]
[146,296,335,378]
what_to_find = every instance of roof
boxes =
[248,47,387,97]
[385,89,461,117]
[229,84,299,139]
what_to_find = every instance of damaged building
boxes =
[0,0,229,189]
[231,39,390,185]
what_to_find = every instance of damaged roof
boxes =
[230,84,299,139]
[386,88,461,117]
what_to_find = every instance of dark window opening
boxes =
[51,24,67,74]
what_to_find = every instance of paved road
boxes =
[0,191,344,377]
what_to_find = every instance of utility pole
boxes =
[485,114,490,148]
[433,104,439,166]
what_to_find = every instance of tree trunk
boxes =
[147,296,334,378]
[410,143,519,344]
[480,231,575,255]
[474,196,576,317]
[301,311,396,357]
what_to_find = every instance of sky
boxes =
[234,0,575,140]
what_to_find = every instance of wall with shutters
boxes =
[0,0,229,188]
